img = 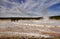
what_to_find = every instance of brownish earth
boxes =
[0,25,60,39]
[0,20,60,39]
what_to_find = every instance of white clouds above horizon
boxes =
[0,0,60,17]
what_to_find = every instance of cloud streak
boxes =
[0,0,60,17]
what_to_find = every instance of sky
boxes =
[48,2,60,16]
[0,0,60,17]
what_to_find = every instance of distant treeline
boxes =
[0,17,43,20]
[50,16,60,20]
[0,17,42,22]
[0,16,60,20]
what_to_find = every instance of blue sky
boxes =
[48,3,60,16]
[49,3,60,11]
[0,0,60,17]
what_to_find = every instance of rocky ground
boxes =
[0,20,60,39]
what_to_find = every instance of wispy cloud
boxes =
[0,0,60,17]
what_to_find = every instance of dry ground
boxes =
[0,20,60,39]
